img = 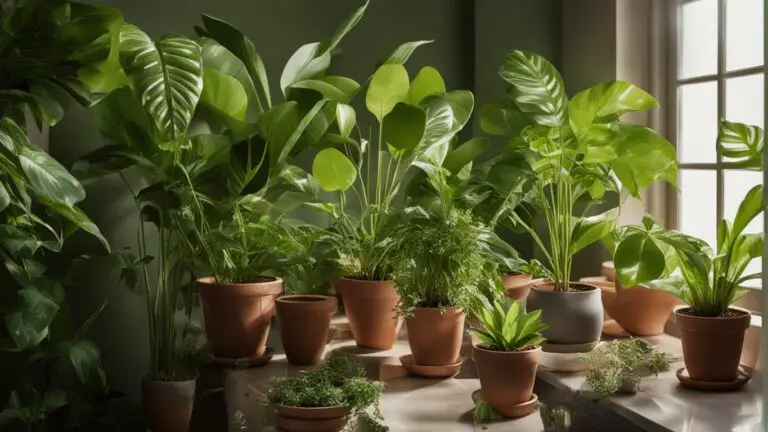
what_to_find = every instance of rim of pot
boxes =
[673,305,751,319]
[532,281,599,294]
[474,344,542,353]
[277,294,334,303]
[338,276,393,283]
[197,275,281,285]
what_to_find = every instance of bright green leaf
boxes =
[383,102,426,151]
[731,185,763,238]
[280,42,330,96]
[313,148,357,192]
[571,209,618,254]
[200,67,247,122]
[443,138,489,175]
[717,120,764,170]
[366,64,409,121]
[408,66,445,105]
[382,40,433,65]
[499,50,567,127]
[479,100,529,137]
[317,0,369,55]
[614,232,666,288]
[336,104,356,138]
[569,80,658,135]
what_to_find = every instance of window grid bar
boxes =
[677,65,765,85]
[716,0,725,224]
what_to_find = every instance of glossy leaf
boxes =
[408,66,445,105]
[717,120,764,170]
[199,38,260,122]
[614,232,666,288]
[499,50,567,127]
[569,80,658,135]
[291,76,359,103]
[5,288,59,350]
[571,209,618,254]
[366,64,409,121]
[336,103,356,138]
[313,148,357,192]
[731,185,763,238]
[383,102,426,151]
[317,0,369,55]
[46,202,110,252]
[413,97,454,165]
[200,67,247,122]
[443,90,474,133]
[443,138,489,175]
[382,40,433,65]
[280,42,330,96]
[479,100,529,137]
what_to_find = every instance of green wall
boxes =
[51,0,566,411]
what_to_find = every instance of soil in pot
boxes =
[503,273,533,302]
[406,307,465,366]
[142,378,195,432]
[275,405,350,432]
[605,279,679,336]
[197,276,282,359]
[675,307,751,382]
[474,344,541,416]
[277,295,337,365]
[526,282,602,346]
[335,278,402,350]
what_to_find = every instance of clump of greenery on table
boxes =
[583,339,671,398]
[468,299,547,351]
[267,353,387,431]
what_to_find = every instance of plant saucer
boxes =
[471,389,538,418]
[213,347,276,369]
[676,367,751,391]
[541,340,599,354]
[399,354,462,379]
[602,319,631,338]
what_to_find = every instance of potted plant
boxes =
[468,299,546,418]
[266,352,387,432]
[276,225,345,365]
[611,120,762,385]
[307,57,474,350]
[583,339,671,398]
[478,50,678,351]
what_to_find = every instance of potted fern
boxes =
[468,299,546,418]
[480,50,678,352]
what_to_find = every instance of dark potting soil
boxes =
[677,307,749,318]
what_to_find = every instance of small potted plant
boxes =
[468,299,546,417]
[277,226,345,365]
[583,339,671,398]
[266,352,387,432]
[479,50,678,352]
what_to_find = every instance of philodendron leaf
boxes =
[413,97,454,165]
[571,209,618,254]
[614,232,666,288]
[0,225,43,257]
[200,67,247,122]
[409,66,446,105]
[383,102,426,151]
[280,42,331,97]
[313,148,357,192]
[731,185,763,238]
[499,50,567,127]
[606,124,678,198]
[336,104,356,138]
[382,40,433,65]
[568,80,658,135]
[717,120,764,169]
[199,38,260,122]
[5,288,59,350]
[366,64,410,121]
[119,25,203,142]
[15,136,86,207]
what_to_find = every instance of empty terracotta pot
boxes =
[474,344,541,417]
[335,278,402,350]
[503,273,533,302]
[277,295,337,365]
[197,277,282,359]
[526,282,602,346]
[675,307,751,382]
[601,279,679,336]
[142,378,195,432]
[406,307,465,366]
[275,405,350,432]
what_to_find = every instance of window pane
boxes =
[723,170,762,284]
[726,0,764,71]
[679,82,718,163]
[679,170,717,249]
[679,0,718,79]
[725,73,764,126]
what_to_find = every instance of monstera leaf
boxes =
[499,50,567,128]
[717,120,764,170]
[118,25,203,143]
[568,80,658,135]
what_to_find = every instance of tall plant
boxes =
[478,51,678,291]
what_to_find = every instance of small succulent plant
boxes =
[468,299,548,351]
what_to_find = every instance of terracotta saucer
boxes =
[400,354,462,379]
[541,340,599,354]
[471,389,539,418]
[213,347,276,369]
[676,367,751,392]
[602,319,631,338]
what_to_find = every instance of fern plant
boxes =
[583,339,671,398]
[468,299,547,351]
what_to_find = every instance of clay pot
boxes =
[276,295,337,365]
[142,378,195,432]
[527,282,602,346]
[601,279,679,336]
[197,277,282,359]
[675,307,751,382]
[275,405,350,432]
[503,273,533,301]
[406,307,465,366]
[335,278,402,350]
[601,261,615,282]
[474,345,541,416]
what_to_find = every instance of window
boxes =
[672,0,764,286]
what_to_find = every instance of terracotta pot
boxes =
[197,277,282,359]
[276,295,337,365]
[601,261,615,282]
[527,282,602,345]
[275,405,350,432]
[503,273,533,302]
[335,278,402,350]
[675,307,751,382]
[474,344,541,416]
[406,307,465,366]
[142,378,195,432]
[601,279,679,336]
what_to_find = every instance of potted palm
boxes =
[468,299,546,418]
[479,50,678,352]
[266,352,386,432]
[276,225,345,365]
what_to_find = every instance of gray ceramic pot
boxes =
[527,282,603,345]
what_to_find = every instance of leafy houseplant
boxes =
[267,352,387,432]
[469,299,546,417]
[611,121,763,384]
[480,50,678,350]
[583,339,671,398]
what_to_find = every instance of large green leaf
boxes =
[717,120,764,170]
[280,42,331,96]
[614,232,666,288]
[260,102,299,168]
[200,67,247,122]
[479,100,529,137]
[408,66,445,105]
[443,138,489,175]
[569,80,658,135]
[499,50,567,127]
[291,76,359,103]
[336,103,356,138]
[366,64,410,121]
[5,288,59,351]
[0,225,46,257]
[58,339,104,385]
[571,209,618,254]
[731,185,763,238]
[443,90,474,133]
[382,40,433,65]
[317,0,369,55]
[199,38,260,122]
[119,25,203,142]
[313,148,357,192]
[383,102,426,151]
[413,97,454,164]
[45,202,110,252]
